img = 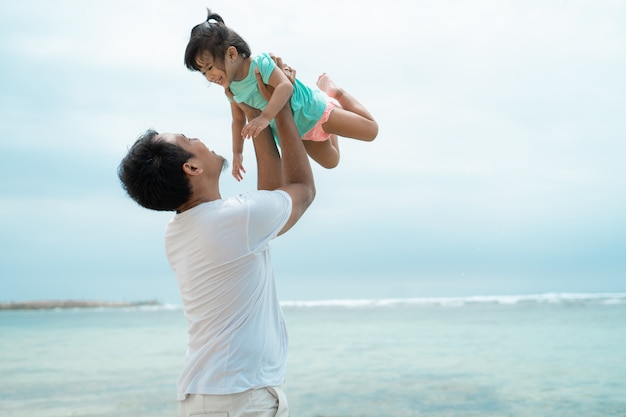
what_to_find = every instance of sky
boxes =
[1,0,625,303]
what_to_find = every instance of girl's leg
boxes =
[317,74,378,141]
[303,135,340,169]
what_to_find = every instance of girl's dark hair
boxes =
[118,129,194,211]
[184,9,251,72]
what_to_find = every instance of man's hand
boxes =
[270,53,296,85]
[254,67,274,102]
[254,56,296,102]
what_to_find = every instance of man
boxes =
[118,63,315,417]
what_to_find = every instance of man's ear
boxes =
[182,159,203,176]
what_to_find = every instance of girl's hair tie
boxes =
[205,12,224,25]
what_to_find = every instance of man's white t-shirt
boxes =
[164,190,292,400]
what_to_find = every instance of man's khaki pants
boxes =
[179,386,288,417]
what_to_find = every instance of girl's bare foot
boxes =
[316,73,343,99]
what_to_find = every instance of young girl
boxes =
[184,10,378,181]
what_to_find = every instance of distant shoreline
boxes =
[0,300,160,311]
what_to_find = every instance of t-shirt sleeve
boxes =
[256,53,277,84]
[245,190,292,250]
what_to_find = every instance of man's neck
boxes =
[176,193,220,213]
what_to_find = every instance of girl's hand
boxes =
[241,115,271,139]
[232,153,246,181]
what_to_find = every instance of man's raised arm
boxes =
[241,59,315,234]
[274,101,315,235]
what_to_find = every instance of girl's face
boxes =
[196,47,243,87]
[196,51,229,87]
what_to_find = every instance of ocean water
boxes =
[1,293,625,417]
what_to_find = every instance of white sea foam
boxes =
[279,292,626,309]
[44,302,185,313]
[43,293,622,312]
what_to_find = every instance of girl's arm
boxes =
[241,68,294,139]
[230,101,247,181]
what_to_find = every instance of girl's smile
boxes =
[195,48,249,87]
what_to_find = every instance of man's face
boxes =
[159,133,228,174]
